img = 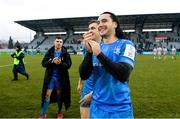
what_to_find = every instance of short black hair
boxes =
[16,45,21,49]
[55,35,63,40]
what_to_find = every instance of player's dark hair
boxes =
[16,45,22,49]
[88,20,99,26]
[55,35,62,40]
[101,12,125,39]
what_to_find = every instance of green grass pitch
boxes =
[0,54,180,118]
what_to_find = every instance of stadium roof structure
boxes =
[15,13,180,33]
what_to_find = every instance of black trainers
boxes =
[26,74,29,80]
[12,78,18,81]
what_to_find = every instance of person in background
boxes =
[157,46,162,60]
[153,46,157,60]
[39,35,72,119]
[162,47,168,60]
[171,46,176,60]
[77,20,101,118]
[11,45,29,81]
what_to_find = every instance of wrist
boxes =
[95,51,101,56]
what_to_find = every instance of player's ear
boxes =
[113,21,117,29]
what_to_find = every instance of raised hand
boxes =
[88,40,101,56]
[83,31,93,53]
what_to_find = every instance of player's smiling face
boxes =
[98,14,117,38]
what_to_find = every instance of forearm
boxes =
[78,78,83,85]
[79,52,93,80]
[42,57,53,67]
[97,52,133,83]
[59,54,72,69]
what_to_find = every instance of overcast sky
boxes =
[0,0,180,42]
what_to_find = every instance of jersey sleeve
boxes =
[119,41,136,67]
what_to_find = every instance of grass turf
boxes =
[0,54,180,118]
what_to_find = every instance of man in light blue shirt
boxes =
[79,12,136,118]
[77,20,101,118]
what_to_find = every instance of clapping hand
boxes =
[52,57,61,64]
[83,31,93,53]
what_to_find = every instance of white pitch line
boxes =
[0,62,28,68]
[0,64,13,68]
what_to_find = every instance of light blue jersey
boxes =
[80,48,101,106]
[91,39,136,112]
